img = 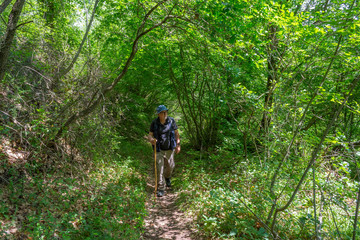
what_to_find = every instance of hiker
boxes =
[148,105,181,197]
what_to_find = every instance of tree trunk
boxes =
[54,0,100,82]
[0,0,26,81]
[270,74,360,233]
[0,0,13,15]
[268,35,343,207]
[260,23,277,134]
[168,52,197,145]
[353,174,360,240]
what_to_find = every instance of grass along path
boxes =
[0,138,199,239]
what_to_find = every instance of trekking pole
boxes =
[154,144,157,198]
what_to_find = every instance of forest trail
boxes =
[141,173,197,240]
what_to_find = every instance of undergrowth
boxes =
[0,139,151,239]
[174,145,359,240]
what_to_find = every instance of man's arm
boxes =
[175,129,181,153]
[148,132,157,145]
[175,130,180,145]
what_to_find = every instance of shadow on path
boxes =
[141,175,198,240]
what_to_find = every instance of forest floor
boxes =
[141,172,198,240]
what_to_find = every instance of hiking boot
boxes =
[157,190,164,197]
[165,178,171,188]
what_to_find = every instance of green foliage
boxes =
[1,0,360,239]
[0,141,149,239]
[175,141,359,239]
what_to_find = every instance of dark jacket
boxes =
[150,117,178,152]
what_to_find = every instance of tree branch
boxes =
[0,0,12,15]
[55,0,100,80]
[271,74,360,232]
[16,20,33,29]
[268,35,343,199]
[0,0,26,81]
[55,1,179,139]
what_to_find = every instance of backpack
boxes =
[153,117,177,152]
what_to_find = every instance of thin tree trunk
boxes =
[313,167,319,239]
[54,0,100,81]
[323,0,330,11]
[351,123,360,240]
[270,74,360,233]
[318,183,325,237]
[0,0,26,81]
[0,0,13,15]
[302,116,318,131]
[260,24,277,133]
[168,52,197,144]
[267,36,343,220]
[330,202,343,239]
[353,186,360,240]
[178,44,202,147]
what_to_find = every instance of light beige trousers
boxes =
[156,150,175,191]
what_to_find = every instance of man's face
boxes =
[158,111,168,121]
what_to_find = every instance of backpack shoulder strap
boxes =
[169,117,175,130]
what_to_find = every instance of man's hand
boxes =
[148,132,156,145]
[175,131,180,154]
[175,144,181,154]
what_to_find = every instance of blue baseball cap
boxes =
[156,105,168,114]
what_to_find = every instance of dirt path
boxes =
[141,175,197,240]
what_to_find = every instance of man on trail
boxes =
[148,105,181,197]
